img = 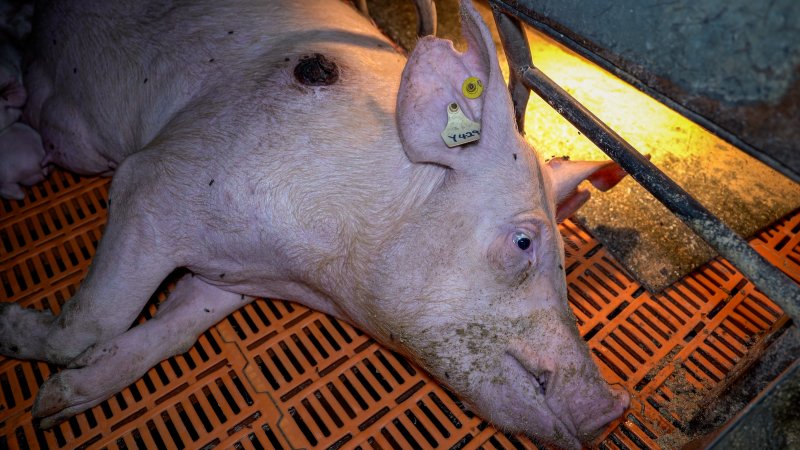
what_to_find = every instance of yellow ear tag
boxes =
[462,76,483,99]
[440,102,481,147]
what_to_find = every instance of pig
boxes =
[0,42,24,129]
[0,122,48,199]
[0,0,32,126]
[0,0,630,447]
[0,1,47,199]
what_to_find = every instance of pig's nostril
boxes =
[506,350,553,397]
[531,371,548,396]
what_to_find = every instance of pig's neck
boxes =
[199,121,448,335]
[310,152,448,335]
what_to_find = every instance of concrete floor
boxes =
[368,0,800,292]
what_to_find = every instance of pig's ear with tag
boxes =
[546,158,629,222]
[396,0,515,171]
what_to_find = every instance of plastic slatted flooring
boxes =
[0,170,796,449]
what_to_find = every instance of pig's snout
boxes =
[506,344,629,445]
[573,383,630,440]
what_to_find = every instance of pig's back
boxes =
[24,0,405,175]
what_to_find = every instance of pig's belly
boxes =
[39,119,118,176]
[24,65,120,176]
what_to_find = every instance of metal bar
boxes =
[490,0,799,184]
[490,4,800,319]
[412,0,437,37]
[493,9,531,133]
[355,0,368,16]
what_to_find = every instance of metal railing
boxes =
[488,0,800,321]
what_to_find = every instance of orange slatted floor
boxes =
[1,170,797,449]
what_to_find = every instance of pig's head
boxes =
[365,1,629,447]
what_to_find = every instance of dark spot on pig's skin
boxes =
[228,30,234,34]
[209,179,214,186]
[294,54,339,86]
[284,57,290,62]
[513,153,517,160]
[204,308,210,313]
[143,78,148,84]
[558,264,563,270]
[73,67,77,74]
[445,372,450,379]
[209,58,215,63]
[220,273,225,278]
[241,295,245,300]
[10,345,18,354]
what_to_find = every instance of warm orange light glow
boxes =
[491,22,732,166]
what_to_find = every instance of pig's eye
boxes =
[513,232,531,251]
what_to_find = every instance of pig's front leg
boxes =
[33,274,254,428]
[0,153,180,363]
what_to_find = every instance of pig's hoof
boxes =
[33,340,133,427]
[32,373,74,428]
[33,370,101,429]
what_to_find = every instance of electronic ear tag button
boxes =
[440,102,481,148]
[462,76,483,99]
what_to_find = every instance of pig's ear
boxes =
[546,158,628,222]
[396,0,515,170]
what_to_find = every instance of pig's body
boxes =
[0,123,48,198]
[1,1,629,447]
[25,0,419,319]
[0,0,46,199]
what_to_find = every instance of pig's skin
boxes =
[0,122,48,199]
[0,1,629,447]
[0,12,48,200]
[0,0,31,128]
